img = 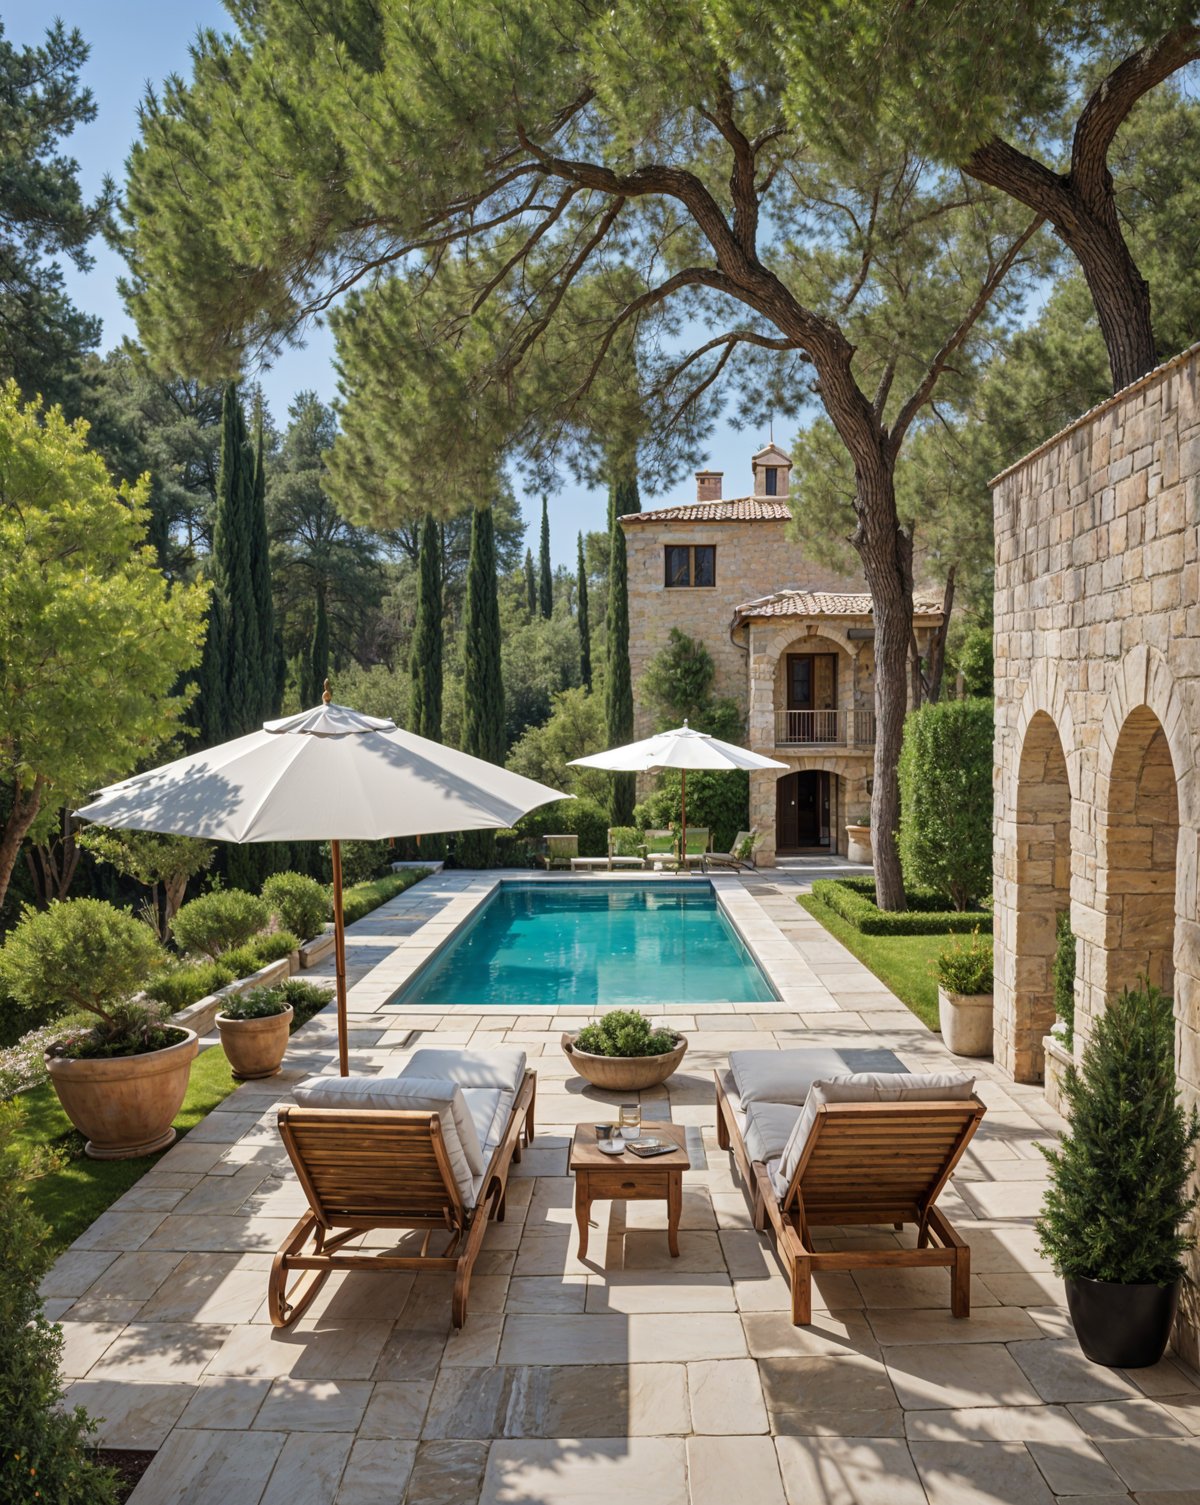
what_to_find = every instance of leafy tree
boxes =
[898,698,993,910]
[501,591,583,747]
[458,505,505,866]
[641,628,742,739]
[773,3,1199,390]
[507,686,610,802]
[1038,984,1199,1284]
[0,384,207,912]
[953,626,994,698]
[577,531,592,691]
[77,828,215,941]
[119,0,1045,907]
[0,1103,121,1503]
[606,469,641,822]
[538,496,553,618]
[0,21,112,411]
[524,547,537,617]
[409,513,444,740]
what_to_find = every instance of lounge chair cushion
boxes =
[404,1047,527,1096]
[460,1086,517,1159]
[743,1099,804,1167]
[293,1074,485,1200]
[770,1070,976,1198]
[730,1049,905,1107]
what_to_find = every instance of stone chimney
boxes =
[695,470,723,502]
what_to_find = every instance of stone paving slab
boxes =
[34,868,1200,1502]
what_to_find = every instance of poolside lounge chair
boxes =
[270,1048,535,1329]
[715,1050,985,1325]
[540,834,578,869]
[642,829,677,867]
[703,829,761,873]
[608,828,647,870]
[681,827,712,868]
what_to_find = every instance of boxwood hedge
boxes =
[809,876,989,936]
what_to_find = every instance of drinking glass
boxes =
[619,1103,641,1139]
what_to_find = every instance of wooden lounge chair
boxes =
[539,833,578,869]
[270,1048,535,1329]
[681,827,712,868]
[703,829,761,873]
[642,829,677,866]
[715,1052,984,1325]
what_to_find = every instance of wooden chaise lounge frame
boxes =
[715,1072,985,1324]
[270,1068,536,1329]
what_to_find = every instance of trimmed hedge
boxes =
[810,876,989,936]
[341,868,430,925]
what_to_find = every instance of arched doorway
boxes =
[776,770,834,851]
[1101,706,1180,1003]
[1009,712,1072,1082]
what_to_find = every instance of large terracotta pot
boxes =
[561,1031,688,1090]
[938,986,994,1057]
[217,1004,293,1080]
[45,1029,198,1160]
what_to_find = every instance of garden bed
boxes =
[810,876,988,936]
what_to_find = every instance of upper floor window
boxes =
[664,544,715,588]
[764,467,779,496]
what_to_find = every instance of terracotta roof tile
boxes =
[620,496,792,524]
[732,589,944,621]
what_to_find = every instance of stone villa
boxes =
[621,444,944,863]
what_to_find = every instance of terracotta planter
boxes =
[938,986,994,1058]
[217,1004,293,1080]
[845,824,873,865]
[45,1029,198,1160]
[561,1031,688,1090]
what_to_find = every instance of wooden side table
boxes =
[569,1122,691,1261]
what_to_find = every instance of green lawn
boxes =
[798,892,951,1032]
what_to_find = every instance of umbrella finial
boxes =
[322,678,332,705]
[683,718,689,728]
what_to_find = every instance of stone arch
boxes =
[1007,711,1073,1082]
[755,619,859,664]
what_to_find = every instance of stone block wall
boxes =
[992,344,1200,1364]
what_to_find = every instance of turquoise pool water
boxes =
[395,881,777,1007]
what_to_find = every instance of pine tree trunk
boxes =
[577,531,592,691]
[0,777,45,912]
[850,463,911,913]
[410,513,444,739]
[460,504,505,867]
[538,497,553,619]
[1069,221,1157,391]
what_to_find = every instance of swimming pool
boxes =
[394,881,777,1007]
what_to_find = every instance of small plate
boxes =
[596,1139,626,1155]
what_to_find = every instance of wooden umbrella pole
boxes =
[680,768,687,873]
[331,838,349,1076]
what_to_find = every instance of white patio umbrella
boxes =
[76,688,566,1074]
[569,721,787,865]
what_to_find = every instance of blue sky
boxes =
[10,2,769,567]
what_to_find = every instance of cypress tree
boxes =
[459,504,505,867]
[577,530,592,691]
[538,495,553,618]
[605,467,641,821]
[409,513,444,740]
[248,417,277,718]
[524,548,537,616]
[309,588,330,707]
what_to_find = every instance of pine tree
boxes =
[524,547,537,617]
[1037,984,1199,1284]
[605,468,641,821]
[248,416,277,718]
[459,504,505,866]
[409,513,444,739]
[538,495,553,618]
[577,530,592,691]
[309,588,330,707]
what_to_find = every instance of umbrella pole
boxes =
[331,838,349,1076]
[680,769,687,873]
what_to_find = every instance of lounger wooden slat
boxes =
[269,1069,536,1329]
[715,1071,984,1325]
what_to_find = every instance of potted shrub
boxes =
[0,900,197,1160]
[562,1008,687,1090]
[217,985,294,1080]
[1037,984,1199,1368]
[935,927,994,1057]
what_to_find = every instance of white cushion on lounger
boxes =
[730,1049,866,1107]
[460,1086,518,1159]
[743,1099,803,1167]
[480,1089,516,1160]
[293,1074,485,1201]
[771,1070,976,1198]
[404,1047,527,1095]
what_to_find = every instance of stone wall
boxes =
[992,344,1200,1364]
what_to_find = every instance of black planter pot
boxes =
[1065,1275,1179,1368]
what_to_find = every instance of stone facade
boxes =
[992,344,1200,1364]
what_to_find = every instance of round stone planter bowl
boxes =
[560,1031,688,1090]
[845,824,873,866]
[937,986,994,1058]
[1066,1275,1180,1368]
[45,1028,198,1160]
[217,1004,294,1080]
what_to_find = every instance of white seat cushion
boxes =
[404,1047,527,1095]
[743,1099,803,1167]
[730,1048,906,1108]
[480,1088,516,1160]
[771,1070,976,1199]
[461,1086,511,1156]
[293,1074,485,1203]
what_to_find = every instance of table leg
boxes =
[575,1176,590,1260]
[667,1171,682,1258]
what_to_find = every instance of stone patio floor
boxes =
[42,869,1200,1504]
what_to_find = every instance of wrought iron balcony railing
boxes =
[774,709,877,746]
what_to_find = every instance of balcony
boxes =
[774,709,876,747]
